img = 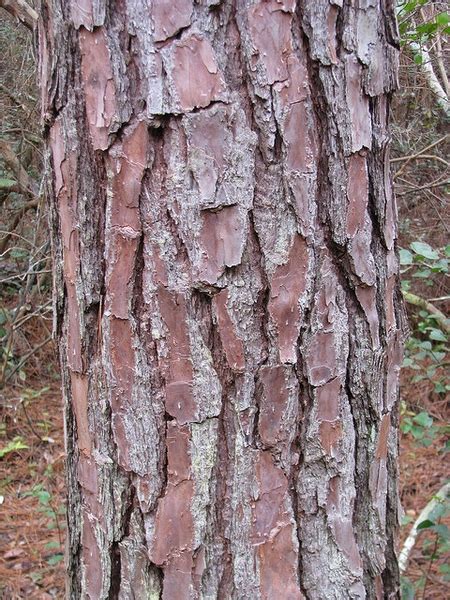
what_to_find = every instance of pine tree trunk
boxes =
[39,1,406,598]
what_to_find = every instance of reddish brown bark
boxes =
[40,1,405,598]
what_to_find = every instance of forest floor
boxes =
[0,363,448,598]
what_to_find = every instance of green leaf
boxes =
[403,1,419,13]
[45,541,60,550]
[400,248,414,265]
[429,502,448,522]
[433,524,450,540]
[413,411,433,428]
[410,241,439,260]
[412,269,431,278]
[417,519,434,530]
[436,12,449,26]
[435,382,446,394]
[0,437,29,458]
[9,248,28,259]
[30,572,42,583]
[37,490,51,505]
[401,279,411,291]
[400,576,415,600]
[47,553,64,566]
[431,258,448,273]
[426,366,436,378]
[416,22,439,36]
[420,341,432,350]
[429,328,447,342]
[414,52,423,65]
[0,178,17,189]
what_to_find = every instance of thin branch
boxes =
[0,139,37,197]
[435,32,450,98]
[0,83,31,113]
[399,482,450,573]
[394,134,448,178]
[0,199,39,254]
[2,335,53,386]
[391,154,449,168]
[408,36,450,118]
[403,291,450,334]
[396,178,449,195]
[0,0,38,31]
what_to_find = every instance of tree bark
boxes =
[39,1,406,598]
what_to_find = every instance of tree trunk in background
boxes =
[39,1,406,598]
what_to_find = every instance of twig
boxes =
[399,482,450,573]
[422,529,440,600]
[394,135,448,178]
[0,198,39,254]
[0,139,37,197]
[435,31,449,99]
[13,300,52,330]
[21,401,44,443]
[2,335,52,386]
[407,23,450,118]
[0,0,38,31]
[0,83,30,113]
[391,154,449,168]
[403,291,450,334]
[396,178,449,195]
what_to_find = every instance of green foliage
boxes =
[400,242,449,287]
[0,436,28,458]
[22,483,64,564]
[397,0,450,70]
[400,238,449,593]
[398,1,450,44]
[400,407,449,447]
[401,487,450,596]
[400,242,449,394]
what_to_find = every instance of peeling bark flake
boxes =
[268,234,309,364]
[165,35,227,112]
[346,153,368,238]
[81,510,104,599]
[198,206,246,285]
[213,289,245,372]
[152,0,193,42]
[356,285,380,348]
[345,54,372,152]
[370,413,391,524]
[258,366,291,448]
[157,287,196,424]
[79,27,116,150]
[151,422,195,598]
[70,372,91,456]
[247,1,294,85]
[253,452,302,599]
